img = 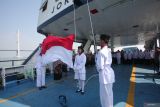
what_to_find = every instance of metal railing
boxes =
[22,46,39,65]
[0,47,39,89]
[0,65,35,89]
[0,59,26,67]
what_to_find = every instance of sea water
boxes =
[0,51,32,68]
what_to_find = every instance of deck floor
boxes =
[0,65,160,107]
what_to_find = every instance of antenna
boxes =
[17,29,20,57]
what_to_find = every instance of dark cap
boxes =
[100,34,110,44]
[78,46,84,53]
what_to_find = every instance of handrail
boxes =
[0,59,26,62]
[0,50,33,51]
[4,65,24,70]
[0,59,26,67]
[22,46,40,65]
[0,65,35,88]
[0,46,40,88]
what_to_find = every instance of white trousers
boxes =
[74,72,86,80]
[36,67,46,87]
[100,83,113,107]
[78,80,85,92]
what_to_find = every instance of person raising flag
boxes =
[74,46,86,95]
[96,34,115,107]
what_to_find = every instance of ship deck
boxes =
[0,65,160,107]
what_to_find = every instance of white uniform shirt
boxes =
[133,51,138,59]
[74,53,86,74]
[150,51,154,59]
[127,52,132,60]
[95,52,99,67]
[139,51,144,59]
[96,46,115,84]
[124,52,128,60]
[144,51,151,59]
[116,52,121,59]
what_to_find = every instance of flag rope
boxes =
[73,1,77,42]
[86,0,97,53]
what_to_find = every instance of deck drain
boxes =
[59,95,67,107]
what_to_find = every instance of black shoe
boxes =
[38,87,42,90]
[76,89,81,93]
[81,91,85,95]
[41,86,47,89]
[157,72,160,75]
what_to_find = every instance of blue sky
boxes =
[0,0,82,58]
[0,0,45,50]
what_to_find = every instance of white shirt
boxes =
[124,53,128,60]
[116,52,121,58]
[144,51,151,59]
[150,51,154,59]
[95,52,99,66]
[139,51,144,59]
[96,46,115,84]
[74,53,86,74]
[133,51,138,59]
[127,52,132,60]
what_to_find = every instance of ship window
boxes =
[40,0,48,12]
[73,0,84,7]
[73,0,92,7]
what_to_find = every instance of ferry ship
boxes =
[0,0,160,107]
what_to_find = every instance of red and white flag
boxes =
[41,34,75,68]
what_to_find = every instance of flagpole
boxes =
[17,29,20,57]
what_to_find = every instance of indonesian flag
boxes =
[41,34,75,68]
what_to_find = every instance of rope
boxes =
[85,74,98,86]
[73,1,77,41]
[86,0,97,53]
[72,0,97,52]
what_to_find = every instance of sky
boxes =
[0,0,82,59]
[0,0,45,50]
[0,0,144,57]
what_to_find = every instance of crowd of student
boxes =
[112,49,155,65]
[74,48,155,67]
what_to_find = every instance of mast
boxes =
[17,29,20,57]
